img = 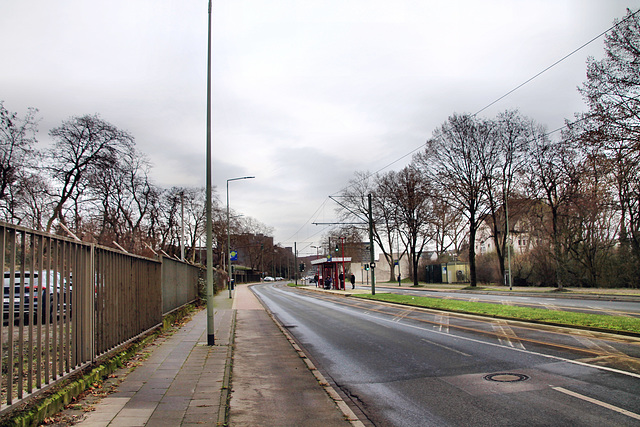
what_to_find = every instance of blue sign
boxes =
[230,250,238,261]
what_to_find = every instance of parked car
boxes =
[263,276,275,282]
[3,271,68,324]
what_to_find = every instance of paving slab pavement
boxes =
[229,284,353,426]
[72,283,358,426]
[77,292,233,427]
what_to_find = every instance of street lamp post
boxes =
[227,176,255,298]
[205,0,214,346]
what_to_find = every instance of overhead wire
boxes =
[285,8,640,245]
[328,10,640,200]
[282,197,329,243]
[473,8,640,117]
[329,142,427,197]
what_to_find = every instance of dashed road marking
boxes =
[421,338,471,357]
[552,386,640,421]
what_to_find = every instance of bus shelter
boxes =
[311,256,351,290]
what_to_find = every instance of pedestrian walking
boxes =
[350,273,356,289]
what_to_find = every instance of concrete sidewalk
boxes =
[73,284,358,426]
[230,284,354,426]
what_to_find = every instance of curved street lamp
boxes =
[227,176,255,298]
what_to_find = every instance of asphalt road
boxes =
[252,284,640,427]
[374,285,640,317]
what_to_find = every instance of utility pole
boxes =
[505,199,513,291]
[180,191,185,261]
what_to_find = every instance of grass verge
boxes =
[352,293,640,336]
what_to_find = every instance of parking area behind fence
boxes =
[0,222,201,413]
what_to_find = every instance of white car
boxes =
[263,276,275,282]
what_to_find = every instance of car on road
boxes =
[263,276,275,282]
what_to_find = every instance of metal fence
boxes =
[94,247,163,355]
[0,222,199,413]
[161,257,199,315]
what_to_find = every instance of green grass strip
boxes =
[353,293,640,335]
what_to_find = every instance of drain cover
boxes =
[484,373,529,383]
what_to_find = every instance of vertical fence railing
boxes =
[0,224,93,408]
[161,257,200,315]
[0,222,195,414]
[93,247,162,357]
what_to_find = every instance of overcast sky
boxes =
[2,1,639,255]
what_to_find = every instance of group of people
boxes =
[314,272,356,290]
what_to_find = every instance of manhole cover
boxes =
[484,373,529,383]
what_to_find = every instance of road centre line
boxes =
[551,386,640,420]
[295,289,640,369]
[358,308,640,379]
[305,289,640,342]
[294,288,640,379]
[335,297,612,357]
[421,338,471,356]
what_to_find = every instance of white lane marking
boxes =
[275,287,640,380]
[552,386,640,421]
[356,309,640,379]
[574,335,626,357]
[493,322,526,350]
[421,338,471,357]
[434,312,450,333]
[392,309,413,323]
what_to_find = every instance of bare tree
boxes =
[429,188,467,256]
[0,102,40,222]
[525,136,582,288]
[573,8,640,262]
[378,166,432,286]
[45,114,134,233]
[479,111,539,283]
[565,152,619,287]
[181,188,206,263]
[9,173,53,229]
[0,102,38,198]
[338,171,402,281]
[416,114,494,287]
[85,146,159,251]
